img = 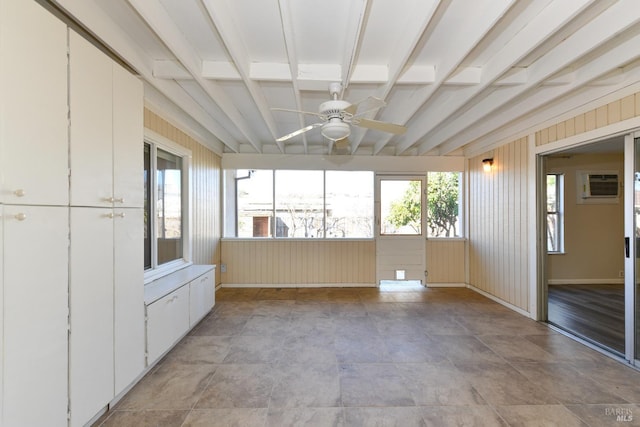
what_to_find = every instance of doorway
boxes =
[544,137,626,355]
[375,175,426,286]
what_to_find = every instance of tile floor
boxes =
[96,286,640,426]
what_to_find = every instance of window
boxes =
[229,169,374,238]
[547,173,564,253]
[426,172,462,238]
[144,136,191,277]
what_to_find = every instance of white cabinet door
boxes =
[146,285,190,364]
[70,207,114,427]
[113,63,143,209]
[0,0,68,206]
[190,270,215,326]
[69,31,113,207]
[3,205,69,427]
[114,208,144,395]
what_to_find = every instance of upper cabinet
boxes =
[0,0,69,206]
[69,31,143,208]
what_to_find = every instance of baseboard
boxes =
[426,282,466,288]
[466,284,532,318]
[547,278,624,285]
[220,283,378,288]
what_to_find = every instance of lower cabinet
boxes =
[146,285,190,363]
[2,205,69,427]
[145,266,216,366]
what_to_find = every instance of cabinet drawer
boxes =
[146,285,189,365]
[189,271,215,327]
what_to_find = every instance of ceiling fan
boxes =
[273,82,407,145]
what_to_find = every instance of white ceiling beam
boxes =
[435,31,640,155]
[350,64,388,83]
[51,0,240,153]
[397,65,437,84]
[153,59,191,79]
[201,0,284,153]
[250,63,291,81]
[463,64,640,158]
[201,60,241,80]
[278,0,309,153]
[420,0,640,154]
[396,0,597,155]
[542,72,575,86]
[126,0,263,153]
[444,67,482,85]
[588,69,624,86]
[349,0,444,153]
[341,0,369,89]
[494,67,528,86]
[372,0,517,155]
[297,64,342,91]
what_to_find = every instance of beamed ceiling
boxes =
[49,0,640,157]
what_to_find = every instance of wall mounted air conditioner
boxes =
[577,170,619,204]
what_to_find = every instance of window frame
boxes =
[144,129,193,283]
[227,169,375,239]
[546,173,564,254]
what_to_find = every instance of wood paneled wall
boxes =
[468,138,529,311]
[426,239,465,284]
[221,239,376,285]
[144,108,222,284]
[536,92,640,146]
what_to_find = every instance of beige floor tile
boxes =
[420,405,508,427]
[339,363,415,407]
[267,407,345,427]
[382,334,448,363]
[495,405,589,427]
[98,409,189,427]
[182,408,267,427]
[344,407,426,427]
[222,334,285,363]
[270,363,341,408]
[432,335,505,363]
[569,359,640,403]
[195,364,275,408]
[477,334,557,363]
[163,335,232,365]
[116,363,215,410]
[190,315,249,336]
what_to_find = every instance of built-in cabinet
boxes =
[0,0,70,426]
[145,265,216,366]
[0,2,215,426]
[68,29,144,427]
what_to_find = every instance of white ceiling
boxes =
[51,0,640,157]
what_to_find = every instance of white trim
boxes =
[426,282,466,288]
[467,284,532,318]
[528,134,540,320]
[547,279,624,285]
[220,283,377,288]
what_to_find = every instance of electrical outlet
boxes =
[619,270,624,278]
[220,264,227,273]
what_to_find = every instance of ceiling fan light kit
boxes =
[272,82,407,149]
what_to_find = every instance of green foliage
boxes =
[388,180,422,233]
[427,172,459,237]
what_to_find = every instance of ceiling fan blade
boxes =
[354,118,407,135]
[271,107,325,119]
[346,96,386,116]
[275,123,323,142]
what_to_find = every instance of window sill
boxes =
[144,259,193,285]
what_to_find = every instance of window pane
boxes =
[547,175,557,212]
[325,171,373,238]
[427,172,461,238]
[275,170,324,238]
[380,179,422,235]
[143,143,152,270]
[156,148,183,265]
[237,169,274,237]
[547,213,559,252]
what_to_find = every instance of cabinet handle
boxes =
[115,212,126,218]
[106,213,115,219]
[14,213,27,221]
[14,189,26,197]
[104,197,115,203]
[114,197,125,204]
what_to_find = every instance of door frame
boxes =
[374,174,427,285]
